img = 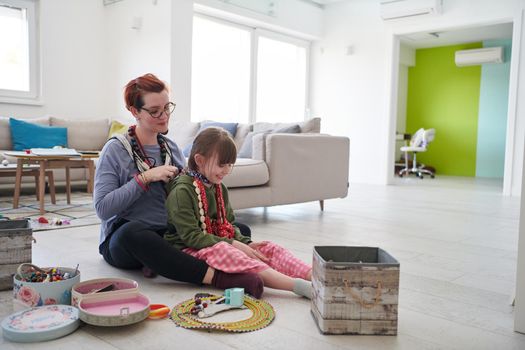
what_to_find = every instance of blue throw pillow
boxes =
[199,121,238,137]
[9,118,68,151]
[237,131,260,159]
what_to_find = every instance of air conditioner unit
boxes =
[455,47,504,67]
[380,0,442,20]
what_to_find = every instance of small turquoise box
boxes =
[224,288,244,307]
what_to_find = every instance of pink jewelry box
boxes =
[71,278,149,327]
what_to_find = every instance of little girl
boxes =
[165,127,312,299]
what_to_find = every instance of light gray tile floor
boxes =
[1,176,525,349]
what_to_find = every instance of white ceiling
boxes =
[400,23,513,49]
[303,1,512,48]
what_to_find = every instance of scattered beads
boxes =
[21,268,72,283]
[189,297,211,315]
[33,217,71,226]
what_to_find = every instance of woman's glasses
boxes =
[141,102,176,119]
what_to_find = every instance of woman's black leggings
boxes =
[99,220,251,285]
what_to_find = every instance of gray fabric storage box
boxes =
[311,246,400,335]
[0,219,32,290]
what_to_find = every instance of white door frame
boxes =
[383,14,525,334]
[384,17,522,197]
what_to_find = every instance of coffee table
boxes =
[0,164,56,205]
[4,151,98,214]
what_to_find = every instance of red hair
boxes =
[124,73,168,111]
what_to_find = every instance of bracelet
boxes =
[134,174,149,191]
[140,172,148,185]
[148,304,170,319]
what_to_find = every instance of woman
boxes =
[94,73,263,298]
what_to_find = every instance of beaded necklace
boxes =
[128,125,169,168]
[192,176,235,239]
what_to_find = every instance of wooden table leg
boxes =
[65,166,71,204]
[47,171,56,205]
[87,160,95,194]
[13,159,23,209]
[39,161,46,215]
[34,174,40,201]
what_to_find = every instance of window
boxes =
[191,16,251,123]
[191,15,309,123]
[256,33,307,123]
[0,0,39,102]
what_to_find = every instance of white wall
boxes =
[169,0,194,123]
[395,44,414,162]
[310,0,388,184]
[310,0,525,193]
[516,153,525,333]
[0,0,107,119]
[395,65,408,163]
[103,0,172,120]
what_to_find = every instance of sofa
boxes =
[0,116,350,210]
[0,116,113,187]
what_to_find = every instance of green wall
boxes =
[407,43,482,176]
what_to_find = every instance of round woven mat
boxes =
[170,294,275,332]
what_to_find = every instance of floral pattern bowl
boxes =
[12,267,81,311]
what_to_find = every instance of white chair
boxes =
[398,128,436,179]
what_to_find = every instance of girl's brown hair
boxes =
[124,73,168,111]
[188,127,237,171]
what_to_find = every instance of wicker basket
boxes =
[311,246,400,335]
[0,220,32,291]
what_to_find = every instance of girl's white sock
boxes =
[293,279,312,299]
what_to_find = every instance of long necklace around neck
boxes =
[191,174,235,239]
[128,125,169,168]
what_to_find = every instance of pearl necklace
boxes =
[192,177,235,239]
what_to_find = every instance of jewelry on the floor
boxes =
[170,293,275,332]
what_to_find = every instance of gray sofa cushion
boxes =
[237,131,269,159]
[253,117,320,134]
[223,158,269,188]
[238,124,300,159]
[50,117,109,151]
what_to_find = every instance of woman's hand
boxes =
[143,165,179,184]
[232,240,269,262]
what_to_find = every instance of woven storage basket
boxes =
[0,220,32,291]
[311,246,400,335]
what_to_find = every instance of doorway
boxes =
[386,21,519,195]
